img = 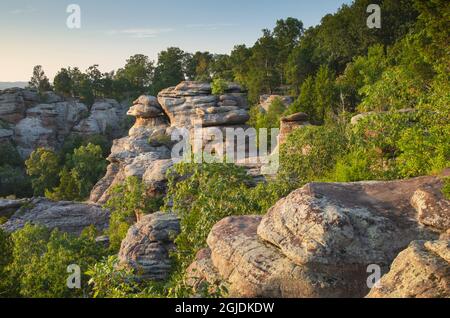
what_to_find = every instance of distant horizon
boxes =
[0,0,352,82]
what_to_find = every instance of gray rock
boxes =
[0,198,110,235]
[118,212,180,281]
[366,240,450,298]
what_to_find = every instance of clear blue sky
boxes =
[0,0,352,81]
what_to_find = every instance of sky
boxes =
[0,0,352,82]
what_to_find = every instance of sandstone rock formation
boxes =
[15,101,88,157]
[89,95,172,204]
[0,88,39,124]
[118,212,180,281]
[366,240,449,298]
[258,95,293,113]
[90,81,263,204]
[0,198,110,235]
[0,88,128,159]
[187,174,449,298]
[279,112,310,145]
[157,81,249,128]
[73,99,128,137]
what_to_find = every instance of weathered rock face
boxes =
[367,240,450,298]
[157,81,249,128]
[73,99,127,137]
[259,95,293,113]
[0,88,39,124]
[118,212,180,281]
[187,173,449,298]
[89,96,172,204]
[279,112,310,145]
[0,198,110,235]
[0,88,128,159]
[90,82,260,204]
[15,101,88,158]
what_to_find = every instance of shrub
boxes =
[106,177,163,252]
[46,143,107,201]
[211,78,228,95]
[0,165,32,198]
[0,229,13,297]
[279,123,348,187]
[3,224,106,298]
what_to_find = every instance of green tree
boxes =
[53,68,73,97]
[273,17,304,85]
[314,65,337,123]
[26,148,61,196]
[28,65,52,93]
[47,144,107,201]
[116,54,154,97]
[184,51,213,81]
[286,76,315,118]
[152,47,187,94]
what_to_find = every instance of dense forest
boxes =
[0,0,449,298]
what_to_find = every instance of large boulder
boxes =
[187,173,449,298]
[118,212,180,281]
[0,198,110,235]
[366,240,450,298]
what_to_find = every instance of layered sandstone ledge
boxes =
[187,172,450,298]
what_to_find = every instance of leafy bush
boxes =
[43,144,107,201]
[279,123,348,187]
[0,229,13,297]
[0,165,32,198]
[25,148,61,196]
[2,224,106,298]
[211,78,228,95]
[106,177,163,252]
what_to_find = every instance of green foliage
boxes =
[87,256,142,298]
[162,163,261,293]
[152,47,187,94]
[2,224,106,298]
[255,97,286,130]
[279,123,348,187]
[28,65,52,94]
[211,78,228,95]
[106,177,163,252]
[442,178,450,200]
[45,144,106,201]
[0,229,13,297]
[26,148,61,196]
[0,143,32,198]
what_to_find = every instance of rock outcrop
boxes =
[279,112,310,145]
[258,95,293,113]
[0,88,129,159]
[14,101,88,157]
[89,95,172,204]
[90,81,262,204]
[366,240,449,298]
[73,99,128,137]
[118,212,180,281]
[0,198,110,235]
[187,173,449,298]
[157,81,249,128]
